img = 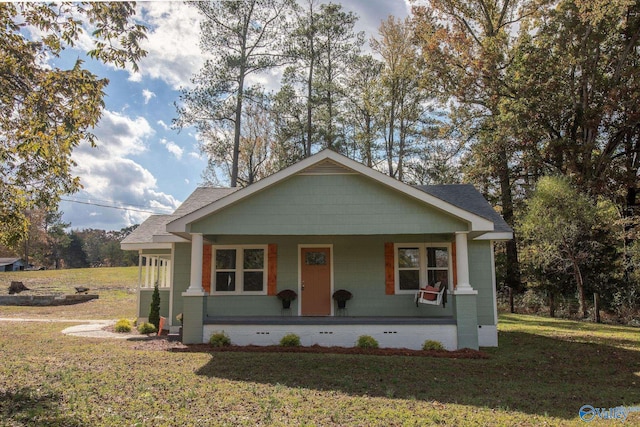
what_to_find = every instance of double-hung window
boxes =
[395,243,451,294]
[212,246,267,295]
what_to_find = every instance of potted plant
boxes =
[276,289,297,309]
[332,289,352,309]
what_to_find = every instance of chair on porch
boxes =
[415,282,446,307]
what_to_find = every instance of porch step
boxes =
[167,333,181,342]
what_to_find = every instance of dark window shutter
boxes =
[384,242,395,295]
[267,244,277,295]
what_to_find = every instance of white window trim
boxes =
[210,245,268,295]
[394,243,453,295]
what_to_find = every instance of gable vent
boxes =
[300,159,356,175]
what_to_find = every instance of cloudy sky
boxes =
[55,1,412,231]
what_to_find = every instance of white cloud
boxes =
[131,2,205,89]
[157,119,171,131]
[159,138,184,160]
[142,89,156,104]
[66,109,180,230]
[67,154,180,229]
[80,110,154,159]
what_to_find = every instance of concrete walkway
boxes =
[0,318,146,339]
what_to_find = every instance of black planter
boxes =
[337,300,347,309]
[282,300,292,309]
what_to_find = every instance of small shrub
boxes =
[148,284,161,329]
[114,318,132,333]
[137,322,157,335]
[422,340,445,351]
[356,335,378,349]
[280,333,301,347]
[209,332,231,347]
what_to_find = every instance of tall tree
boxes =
[519,176,620,318]
[176,0,294,187]
[412,0,541,305]
[372,16,429,181]
[41,210,70,270]
[341,54,384,167]
[313,3,364,151]
[200,93,278,187]
[509,0,640,203]
[283,1,363,156]
[0,2,147,248]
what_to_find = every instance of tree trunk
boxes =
[594,292,601,323]
[549,292,555,317]
[572,257,588,318]
[509,286,514,314]
[497,145,521,312]
[231,72,245,188]
[305,6,315,158]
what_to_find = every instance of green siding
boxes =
[182,295,205,344]
[203,235,456,318]
[138,289,169,319]
[191,175,467,235]
[468,240,497,325]
[171,242,192,327]
[454,293,479,349]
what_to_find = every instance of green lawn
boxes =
[1,268,639,425]
[0,267,138,319]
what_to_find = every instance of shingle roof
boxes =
[172,187,238,217]
[121,187,237,245]
[121,215,174,245]
[0,258,22,267]
[414,184,512,233]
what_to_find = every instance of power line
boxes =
[60,198,172,214]
[64,194,167,211]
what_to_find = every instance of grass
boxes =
[0,267,137,319]
[1,268,639,425]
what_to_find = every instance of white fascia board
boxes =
[152,234,189,243]
[473,232,514,241]
[120,242,172,251]
[166,150,495,233]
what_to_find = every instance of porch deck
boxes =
[202,315,458,349]
[204,315,456,326]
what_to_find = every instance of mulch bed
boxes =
[130,337,489,359]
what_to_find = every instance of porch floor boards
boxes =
[203,316,456,325]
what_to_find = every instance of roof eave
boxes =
[473,231,514,241]
[120,242,173,251]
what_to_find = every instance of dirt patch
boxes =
[131,338,488,358]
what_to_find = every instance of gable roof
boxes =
[166,150,500,236]
[121,188,237,249]
[415,184,512,239]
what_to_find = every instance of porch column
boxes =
[145,256,150,287]
[454,231,479,350]
[454,231,474,293]
[185,233,204,295]
[182,233,205,344]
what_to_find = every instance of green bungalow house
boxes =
[121,150,512,350]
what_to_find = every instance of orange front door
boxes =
[300,247,331,316]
